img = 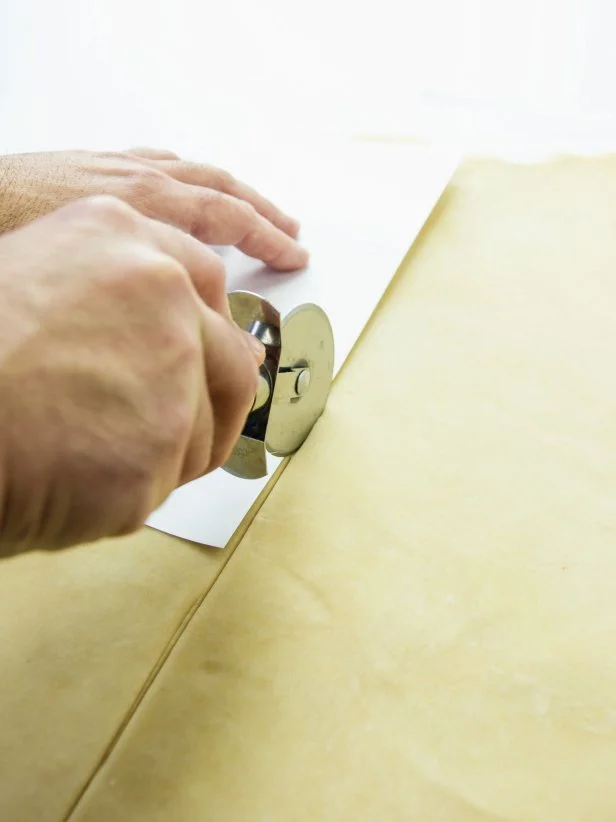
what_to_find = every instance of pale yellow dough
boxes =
[1,155,616,821]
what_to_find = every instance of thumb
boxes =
[200,307,262,471]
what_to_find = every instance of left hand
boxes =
[0,147,308,270]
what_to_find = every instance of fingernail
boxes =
[243,331,266,364]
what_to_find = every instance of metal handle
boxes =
[222,291,334,479]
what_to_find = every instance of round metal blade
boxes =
[227,290,280,338]
[265,303,334,457]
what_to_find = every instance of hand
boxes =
[0,195,262,556]
[0,147,308,270]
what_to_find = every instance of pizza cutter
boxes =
[222,290,335,479]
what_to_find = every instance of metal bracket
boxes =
[222,290,335,479]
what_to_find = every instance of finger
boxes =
[155,159,301,238]
[197,306,261,472]
[127,147,180,161]
[137,213,232,318]
[178,326,264,485]
[181,184,309,271]
[176,375,215,486]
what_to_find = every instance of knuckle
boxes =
[104,251,195,316]
[97,150,128,161]
[124,166,167,204]
[129,254,189,295]
[190,190,222,236]
[200,187,224,208]
[211,167,235,191]
[129,147,179,160]
[244,228,282,264]
[235,199,257,223]
[76,194,137,226]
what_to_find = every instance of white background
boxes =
[2,0,608,544]
[2,0,616,159]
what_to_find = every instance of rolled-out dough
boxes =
[2,153,616,822]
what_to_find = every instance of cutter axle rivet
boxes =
[295,368,311,396]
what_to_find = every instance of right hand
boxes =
[0,195,263,556]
